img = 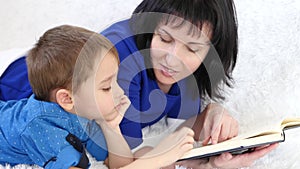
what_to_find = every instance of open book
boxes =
[179,117,300,161]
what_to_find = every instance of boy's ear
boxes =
[56,89,74,112]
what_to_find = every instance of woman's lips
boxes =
[160,64,178,77]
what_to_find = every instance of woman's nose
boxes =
[166,43,182,66]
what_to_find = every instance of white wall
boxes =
[0,0,142,51]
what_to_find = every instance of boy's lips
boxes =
[115,96,130,112]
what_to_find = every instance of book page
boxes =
[232,119,283,140]
[281,118,300,130]
[221,117,300,142]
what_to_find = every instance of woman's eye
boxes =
[160,35,172,43]
[186,46,200,53]
[188,48,199,53]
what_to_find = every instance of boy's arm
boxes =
[121,127,194,169]
[99,124,194,169]
[99,123,134,169]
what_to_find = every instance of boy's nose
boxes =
[114,84,125,99]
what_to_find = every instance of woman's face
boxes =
[150,21,212,90]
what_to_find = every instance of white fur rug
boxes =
[1,119,299,169]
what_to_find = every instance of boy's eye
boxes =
[102,86,111,92]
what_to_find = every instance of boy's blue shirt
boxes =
[0,95,107,168]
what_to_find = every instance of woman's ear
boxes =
[56,89,74,112]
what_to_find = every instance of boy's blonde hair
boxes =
[26,25,118,101]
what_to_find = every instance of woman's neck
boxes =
[157,81,172,94]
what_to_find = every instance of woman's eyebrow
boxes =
[158,28,210,46]
[187,41,210,46]
[157,28,172,36]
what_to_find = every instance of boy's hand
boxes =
[200,103,239,145]
[107,95,131,128]
[144,127,195,167]
[97,95,130,129]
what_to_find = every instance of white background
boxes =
[1,0,300,168]
[0,0,142,51]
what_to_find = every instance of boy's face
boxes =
[74,51,130,127]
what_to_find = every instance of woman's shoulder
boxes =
[101,19,133,44]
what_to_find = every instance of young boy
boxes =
[0,25,194,169]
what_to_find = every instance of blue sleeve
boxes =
[20,118,87,168]
[0,57,32,101]
[85,121,108,161]
[44,146,86,169]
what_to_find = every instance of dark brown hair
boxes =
[130,0,238,100]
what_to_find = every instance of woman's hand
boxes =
[200,103,239,145]
[176,103,238,145]
[208,143,279,168]
[171,143,278,169]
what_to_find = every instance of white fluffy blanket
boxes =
[1,0,300,168]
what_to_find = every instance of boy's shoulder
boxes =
[0,97,30,120]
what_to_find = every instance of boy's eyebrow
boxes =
[99,73,116,84]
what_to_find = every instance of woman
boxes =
[101,0,277,168]
[0,0,277,168]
